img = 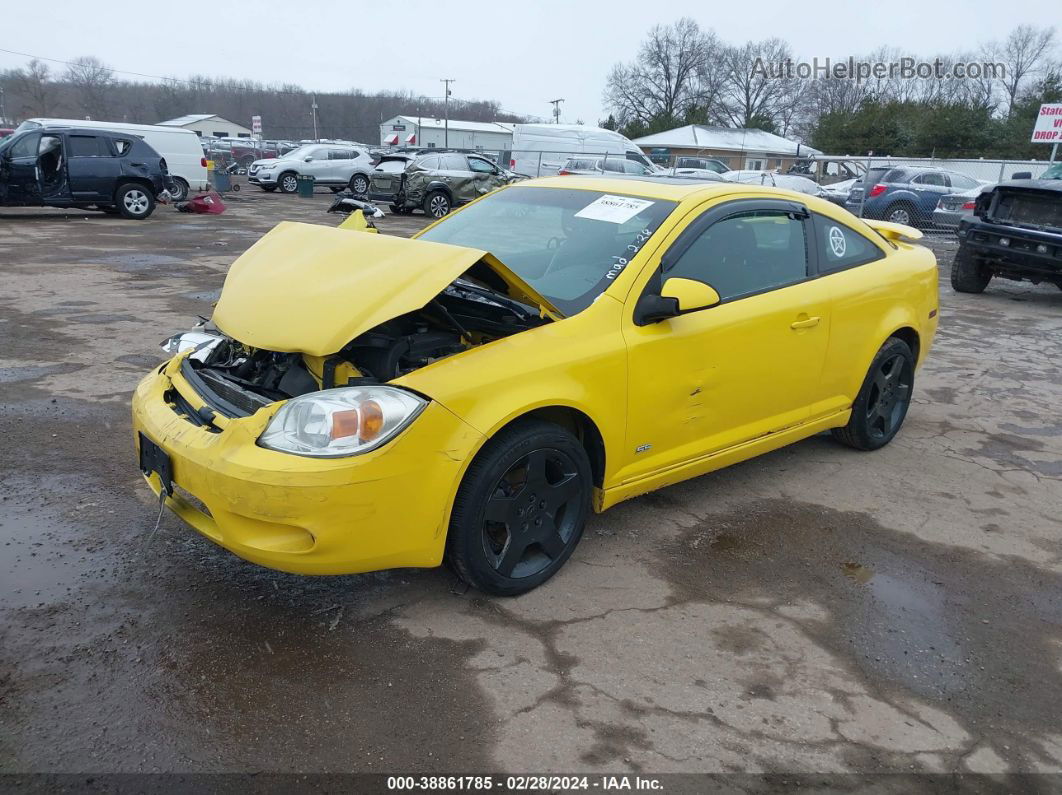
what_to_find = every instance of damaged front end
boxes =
[159,222,558,450]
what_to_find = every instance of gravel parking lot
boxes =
[1,184,1060,778]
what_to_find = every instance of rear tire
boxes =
[832,337,915,451]
[350,174,370,196]
[278,172,298,194]
[446,420,592,596]
[951,243,991,293]
[115,183,155,220]
[424,190,451,218]
[886,201,918,227]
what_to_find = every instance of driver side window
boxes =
[665,210,809,302]
[468,158,495,174]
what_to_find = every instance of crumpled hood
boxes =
[212,221,560,357]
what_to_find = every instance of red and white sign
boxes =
[251,115,262,136]
[1031,103,1062,143]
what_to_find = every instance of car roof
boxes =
[517,174,824,204]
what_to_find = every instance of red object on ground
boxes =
[181,191,226,214]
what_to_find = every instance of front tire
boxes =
[951,244,991,293]
[115,183,155,220]
[832,337,915,451]
[424,190,451,218]
[278,172,298,194]
[447,420,592,596]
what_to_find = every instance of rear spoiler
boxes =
[863,219,924,242]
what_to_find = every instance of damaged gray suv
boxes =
[370,151,521,217]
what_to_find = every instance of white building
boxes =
[633,125,819,171]
[380,115,514,150]
[158,114,253,139]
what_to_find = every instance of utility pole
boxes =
[440,78,455,148]
[311,94,319,140]
[549,98,564,124]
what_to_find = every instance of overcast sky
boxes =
[1,0,1056,126]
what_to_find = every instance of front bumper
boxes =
[131,359,484,575]
[959,220,1062,281]
[249,172,278,186]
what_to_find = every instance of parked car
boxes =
[664,167,728,182]
[248,144,374,194]
[820,178,857,207]
[371,151,520,217]
[723,170,824,197]
[933,186,987,229]
[674,156,729,173]
[845,166,983,226]
[16,118,208,201]
[0,127,169,219]
[952,179,1062,293]
[558,156,654,176]
[134,176,938,595]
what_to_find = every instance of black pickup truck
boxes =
[953,179,1062,293]
[0,127,170,219]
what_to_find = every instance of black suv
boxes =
[953,179,1062,294]
[0,127,170,219]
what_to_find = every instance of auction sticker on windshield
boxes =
[575,194,655,224]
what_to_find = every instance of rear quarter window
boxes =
[812,213,884,273]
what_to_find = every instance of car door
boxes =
[0,132,43,204]
[65,133,118,200]
[468,155,503,197]
[620,199,831,482]
[438,153,475,204]
[300,146,332,181]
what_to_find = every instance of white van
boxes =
[506,124,655,178]
[16,118,209,200]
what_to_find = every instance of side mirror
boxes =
[304,156,313,162]
[633,278,720,326]
[660,277,720,313]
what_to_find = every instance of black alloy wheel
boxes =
[447,420,591,595]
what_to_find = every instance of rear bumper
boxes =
[131,359,484,575]
[932,208,965,228]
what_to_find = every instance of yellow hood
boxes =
[212,222,560,357]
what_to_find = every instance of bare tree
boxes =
[603,18,719,127]
[997,25,1056,115]
[64,56,115,119]
[12,58,53,117]
[715,38,799,129]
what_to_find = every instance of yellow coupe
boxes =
[132,177,938,595]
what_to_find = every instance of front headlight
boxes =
[258,386,427,458]
[161,331,223,362]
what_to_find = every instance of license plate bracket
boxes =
[138,432,173,496]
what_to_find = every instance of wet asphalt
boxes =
[1,184,1061,779]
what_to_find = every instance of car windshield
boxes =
[1041,163,1062,180]
[376,159,409,173]
[417,186,677,316]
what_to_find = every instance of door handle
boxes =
[790,316,821,330]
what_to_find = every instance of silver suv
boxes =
[248,144,375,194]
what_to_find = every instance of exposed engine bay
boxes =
[177,269,549,418]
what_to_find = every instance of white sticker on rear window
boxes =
[575,194,655,224]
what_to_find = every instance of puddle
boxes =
[657,499,1062,765]
[841,561,875,584]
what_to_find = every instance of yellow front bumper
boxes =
[131,361,484,575]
